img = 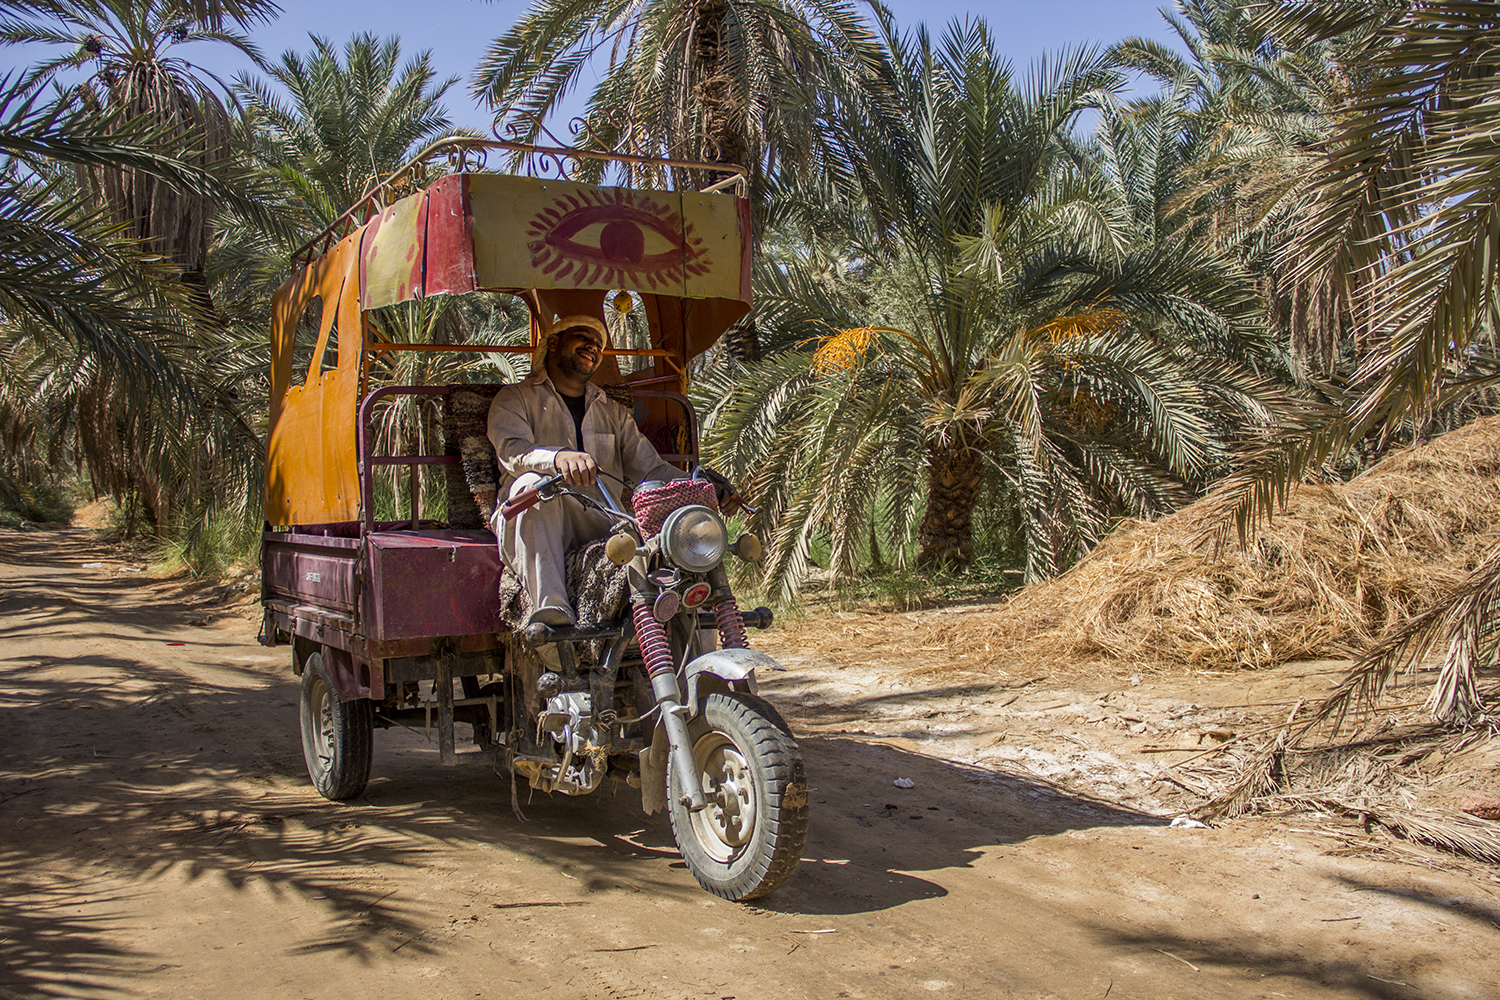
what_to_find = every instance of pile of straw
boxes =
[941,415,1500,673]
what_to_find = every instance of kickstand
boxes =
[507,749,529,823]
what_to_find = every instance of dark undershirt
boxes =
[560,390,586,451]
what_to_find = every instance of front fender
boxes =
[683,647,781,715]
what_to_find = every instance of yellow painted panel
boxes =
[265,232,364,526]
[268,270,306,432]
[679,190,748,301]
[470,174,747,301]
[360,191,426,309]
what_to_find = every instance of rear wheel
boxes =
[667,692,808,901]
[299,650,373,800]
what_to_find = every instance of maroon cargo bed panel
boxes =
[365,529,503,640]
[262,532,360,615]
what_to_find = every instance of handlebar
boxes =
[499,471,634,522]
[498,486,544,519]
[500,467,752,522]
[499,475,561,520]
[693,466,756,516]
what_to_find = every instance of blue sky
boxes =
[1,0,1186,133]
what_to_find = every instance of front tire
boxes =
[299,650,373,800]
[667,692,809,900]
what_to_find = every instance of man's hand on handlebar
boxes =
[501,468,634,522]
[552,450,598,487]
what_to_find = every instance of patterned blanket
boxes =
[497,537,631,639]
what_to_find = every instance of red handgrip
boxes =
[500,487,541,519]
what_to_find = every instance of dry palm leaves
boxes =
[1271,797,1500,868]
[1200,707,1496,812]
[1184,714,1500,867]
[929,416,1500,866]
[940,415,1500,674]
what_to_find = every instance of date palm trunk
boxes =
[915,439,985,570]
[694,0,761,364]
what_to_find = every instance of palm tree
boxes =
[470,0,887,362]
[1103,0,1272,247]
[1201,1,1500,727]
[2,0,277,300]
[1109,0,1355,380]
[218,33,462,312]
[0,73,271,536]
[0,1,284,535]
[234,33,459,235]
[699,18,1275,597]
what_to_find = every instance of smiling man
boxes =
[487,314,682,630]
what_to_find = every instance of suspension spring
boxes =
[713,595,750,649]
[632,602,676,678]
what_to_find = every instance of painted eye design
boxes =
[526,188,711,289]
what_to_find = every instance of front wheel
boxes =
[667,692,809,901]
[299,650,373,800]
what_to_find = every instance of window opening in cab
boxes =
[472,292,533,382]
[361,290,536,526]
[321,316,338,374]
[288,295,323,388]
[606,289,654,378]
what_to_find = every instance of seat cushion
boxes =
[442,384,505,530]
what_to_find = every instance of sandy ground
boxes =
[3,527,1500,1000]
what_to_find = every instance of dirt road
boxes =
[3,528,1498,1000]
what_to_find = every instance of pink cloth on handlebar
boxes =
[632,479,719,540]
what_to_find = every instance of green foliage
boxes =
[1183,0,1500,726]
[234,33,458,231]
[704,16,1281,600]
[3,0,278,278]
[472,0,883,193]
[0,73,273,538]
[213,30,461,328]
[1181,1,1500,545]
[0,2,299,540]
[151,507,260,576]
[0,472,74,528]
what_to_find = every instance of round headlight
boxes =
[659,505,728,572]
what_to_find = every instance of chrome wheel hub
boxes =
[690,734,757,859]
[311,679,334,771]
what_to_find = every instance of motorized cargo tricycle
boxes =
[258,137,807,900]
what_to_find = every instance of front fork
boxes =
[631,601,708,811]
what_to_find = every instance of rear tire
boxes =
[299,650,373,800]
[668,692,809,901]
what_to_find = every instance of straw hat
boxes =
[532,314,610,370]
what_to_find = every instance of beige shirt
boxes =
[486,369,683,515]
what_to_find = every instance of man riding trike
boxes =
[258,138,808,901]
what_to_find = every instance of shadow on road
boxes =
[1082,924,1418,1000]
[0,873,152,1000]
[1,641,1165,998]
[758,734,1163,916]
[2,527,1451,1000]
